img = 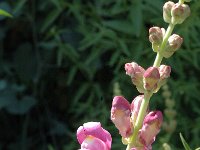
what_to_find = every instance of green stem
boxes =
[153,23,175,67]
[126,23,175,150]
[179,0,184,4]
[126,92,153,150]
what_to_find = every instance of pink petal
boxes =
[139,111,163,146]
[111,96,132,137]
[131,95,145,125]
[77,122,112,150]
[80,135,108,150]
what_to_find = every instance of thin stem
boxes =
[126,92,153,150]
[126,23,176,150]
[153,23,175,67]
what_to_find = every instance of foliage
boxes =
[0,0,200,150]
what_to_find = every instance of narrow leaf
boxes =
[180,133,192,150]
[0,9,12,18]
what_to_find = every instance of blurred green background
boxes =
[0,0,200,149]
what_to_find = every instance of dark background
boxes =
[0,0,200,149]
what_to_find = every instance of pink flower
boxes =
[77,122,112,150]
[139,111,163,147]
[111,95,146,138]
[131,95,146,125]
[111,96,132,138]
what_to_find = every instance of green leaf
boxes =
[41,8,62,33]
[103,20,134,35]
[180,133,192,150]
[0,9,12,18]
[5,96,37,115]
[129,1,143,37]
[13,0,27,15]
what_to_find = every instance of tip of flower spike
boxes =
[171,3,191,25]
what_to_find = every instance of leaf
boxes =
[14,43,37,81]
[5,96,37,115]
[71,83,89,108]
[129,1,143,37]
[0,9,12,18]
[180,133,192,150]
[41,8,62,33]
[67,67,77,86]
[103,20,134,35]
[13,0,27,15]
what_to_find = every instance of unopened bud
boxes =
[171,3,190,25]
[125,62,145,93]
[164,109,176,119]
[162,34,183,58]
[149,27,164,52]
[157,65,171,88]
[163,1,175,23]
[143,67,160,91]
[165,98,175,108]
[159,65,171,79]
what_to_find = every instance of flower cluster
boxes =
[125,62,171,93]
[76,0,191,149]
[111,96,163,149]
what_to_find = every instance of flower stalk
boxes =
[153,23,175,67]
[126,92,153,150]
[77,0,191,149]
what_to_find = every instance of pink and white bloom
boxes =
[111,96,132,138]
[111,95,146,138]
[139,111,163,147]
[77,122,112,150]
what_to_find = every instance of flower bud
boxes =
[77,122,112,150]
[154,65,171,93]
[143,67,160,91]
[164,109,177,119]
[163,1,175,23]
[165,98,175,108]
[159,65,171,79]
[171,3,190,25]
[149,27,164,52]
[163,120,177,133]
[162,34,183,58]
[139,111,163,147]
[111,96,132,138]
[125,62,145,93]
[131,95,145,125]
